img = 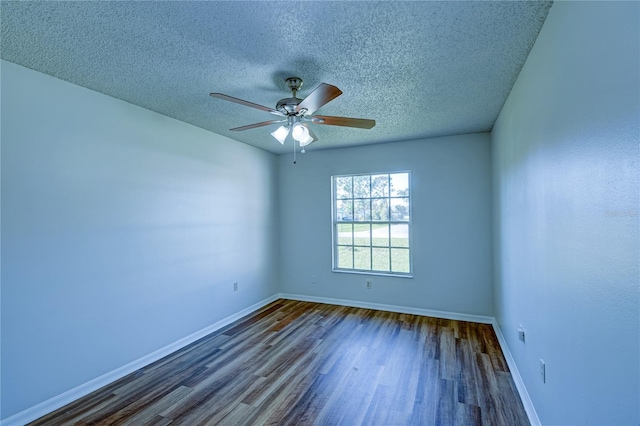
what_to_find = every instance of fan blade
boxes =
[229,120,285,131]
[312,115,376,129]
[210,93,284,116]
[295,83,342,115]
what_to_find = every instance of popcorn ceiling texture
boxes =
[1,1,552,154]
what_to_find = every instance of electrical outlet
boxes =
[311,275,317,285]
[518,325,525,342]
[540,359,546,383]
[233,282,238,291]
[366,279,372,289]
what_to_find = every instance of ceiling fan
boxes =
[210,77,375,149]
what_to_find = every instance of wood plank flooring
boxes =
[30,300,529,425]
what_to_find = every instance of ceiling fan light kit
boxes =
[210,77,375,155]
[270,125,289,145]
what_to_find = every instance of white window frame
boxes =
[331,171,413,277]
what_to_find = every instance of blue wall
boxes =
[1,61,280,419]
[279,133,494,316]
[492,2,639,424]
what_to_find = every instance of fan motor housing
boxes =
[276,97,303,115]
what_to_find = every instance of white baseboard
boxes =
[1,294,280,426]
[491,320,541,426]
[278,293,495,324]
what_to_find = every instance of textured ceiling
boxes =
[1,1,552,154]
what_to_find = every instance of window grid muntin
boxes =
[332,172,411,276]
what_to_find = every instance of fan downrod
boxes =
[285,77,303,97]
[277,77,305,115]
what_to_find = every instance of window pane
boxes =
[337,200,353,221]
[353,223,371,246]
[371,174,389,197]
[332,173,411,276]
[354,246,371,270]
[390,173,409,197]
[372,223,389,247]
[391,248,410,273]
[337,246,353,269]
[337,223,353,245]
[372,248,390,271]
[354,175,370,198]
[371,199,389,221]
[354,199,371,221]
[390,224,409,247]
[335,176,352,199]
[390,198,409,221]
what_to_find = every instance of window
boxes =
[332,172,411,276]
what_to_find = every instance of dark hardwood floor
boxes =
[30,299,529,425]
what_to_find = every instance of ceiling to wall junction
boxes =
[1,1,552,154]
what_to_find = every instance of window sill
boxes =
[332,268,413,279]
